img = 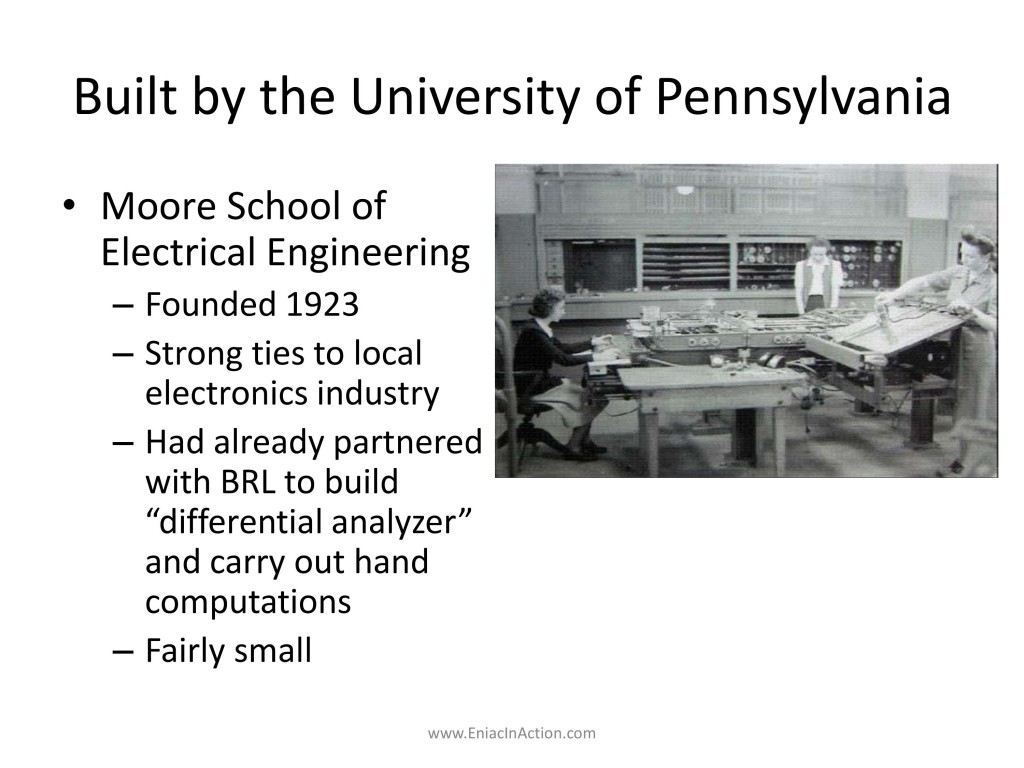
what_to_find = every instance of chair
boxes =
[495,317,568,475]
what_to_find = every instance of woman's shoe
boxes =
[563,449,598,462]
[582,441,608,455]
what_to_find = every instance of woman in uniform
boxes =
[875,227,997,475]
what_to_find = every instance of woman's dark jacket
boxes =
[512,320,589,396]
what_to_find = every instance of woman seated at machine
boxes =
[513,288,613,461]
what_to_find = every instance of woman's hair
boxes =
[961,226,996,258]
[808,236,831,252]
[528,287,566,318]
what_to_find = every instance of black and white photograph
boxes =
[496,164,997,478]
[10,2,1023,764]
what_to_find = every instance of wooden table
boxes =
[616,366,805,477]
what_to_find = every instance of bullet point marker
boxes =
[64,199,75,210]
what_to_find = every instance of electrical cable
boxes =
[605,406,639,417]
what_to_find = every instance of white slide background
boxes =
[3,2,1021,766]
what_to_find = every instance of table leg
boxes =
[639,409,660,478]
[773,406,786,477]
[909,389,936,445]
[733,408,757,464]
[754,408,773,468]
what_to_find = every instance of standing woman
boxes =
[794,236,844,314]
[513,288,612,461]
[875,227,997,474]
